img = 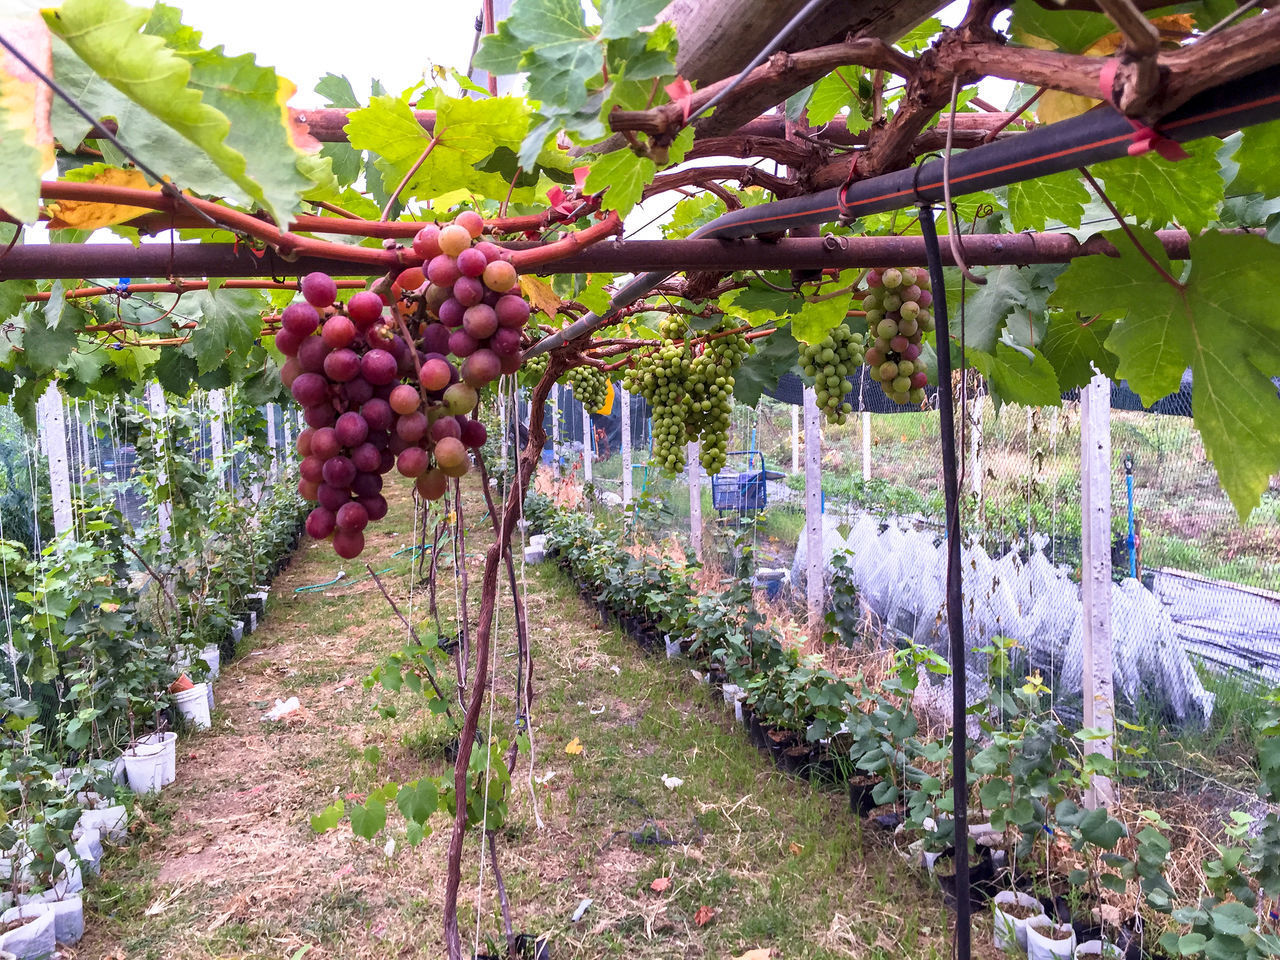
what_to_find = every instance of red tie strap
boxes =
[1098,59,1189,161]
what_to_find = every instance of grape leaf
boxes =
[1091,137,1223,234]
[806,68,868,128]
[44,0,298,222]
[187,289,264,375]
[1039,313,1118,390]
[599,0,667,39]
[309,800,344,834]
[1010,0,1117,52]
[583,149,655,216]
[1050,228,1280,517]
[733,324,797,408]
[791,293,852,346]
[1006,170,1089,232]
[396,779,439,824]
[144,4,313,224]
[1229,119,1280,198]
[475,0,598,111]
[0,280,35,323]
[969,342,1061,407]
[0,16,55,223]
[152,346,196,396]
[21,310,78,373]
[349,796,386,839]
[315,72,359,109]
[952,265,1036,354]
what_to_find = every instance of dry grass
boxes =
[77,479,1005,960]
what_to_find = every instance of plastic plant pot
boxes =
[993,889,1047,952]
[1026,915,1077,960]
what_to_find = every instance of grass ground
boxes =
[77,479,996,960]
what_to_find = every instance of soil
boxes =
[1034,922,1076,940]
[999,901,1044,919]
[1,915,35,933]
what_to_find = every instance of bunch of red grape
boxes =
[277,213,526,559]
[859,267,934,406]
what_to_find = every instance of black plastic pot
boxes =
[747,710,768,750]
[848,776,884,816]
[936,844,999,910]
[779,743,817,777]
[764,726,800,766]
[438,634,460,656]
[514,933,551,960]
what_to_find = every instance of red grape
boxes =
[426,254,461,287]
[419,357,453,391]
[275,327,305,357]
[421,323,451,354]
[448,329,479,358]
[351,442,381,474]
[336,500,370,532]
[280,357,303,387]
[333,528,365,560]
[322,455,356,489]
[352,471,383,498]
[360,349,398,385]
[443,382,478,416]
[499,352,522,376]
[457,247,487,278]
[301,272,338,308]
[361,494,389,523]
[322,315,356,349]
[495,295,530,328]
[430,416,461,442]
[396,446,430,478]
[323,348,361,383]
[460,419,487,449]
[412,224,442,260]
[396,411,428,443]
[282,302,321,336]
[455,211,484,239]
[438,224,472,256]
[438,298,465,328]
[318,483,350,512]
[490,327,521,357]
[361,397,394,433]
[297,335,331,373]
[389,384,421,416]
[342,377,374,406]
[453,275,484,307]
[461,349,500,387]
[304,405,336,429]
[306,507,336,539]
[299,455,325,484]
[462,304,498,339]
[347,290,383,329]
[474,241,505,263]
[434,436,469,477]
[291,372,328,407]
[296,427,315,457]
[482,260,517,293]
[299,478,320,501]
[416,468,448,500]
[311,426,340,460]
[335,411,370,448]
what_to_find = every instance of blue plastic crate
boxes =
[710,452,768,514]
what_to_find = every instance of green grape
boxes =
[566,365,609,412]
[797,321,865,427]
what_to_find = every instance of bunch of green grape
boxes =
[686,319,749,473]
[799,323,865,425]
[860,266,933,406]
[566,364,609,412]
[519,349,549,390]
[622,317,694,473]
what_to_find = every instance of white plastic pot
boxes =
[72,827,102,876]
[1075,940,1121,960]
[123,742,166,795]
[138,731,177,785]
[664,635,680,659]
[79,804,127,842]
[199,643,221,679]
[230,621,244,647]
[206,682,215,715]
[10,894,83,945]
[721,683,742,706]
[174,682,212,730]
[0,904,56,959]
[993,890,1047,951]
[1026,915,1077,960]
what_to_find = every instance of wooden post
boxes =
[145,383,172,546]
[790,404,800,473]
[620,386,633,505]
[582,404,593,484]
[803,387,824,629]
[1080,373,1115,808]
[551,385,561,473]
[37,383,73,537]
[687,440,702,561]
[861,410,872,482]
[266,403,279,481]
[209,389,227,487]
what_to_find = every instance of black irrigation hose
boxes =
[920,206,971,960]
[529,60,1280,356]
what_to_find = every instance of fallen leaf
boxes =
[733,950,776,960]
[788,841,803,855]
[694,904,715,927]
[650,876,671,893]
[564,737,584,755]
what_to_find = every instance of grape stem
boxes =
[380,135,442,221]
[509,211,623,271]
[1078,167,1185,291]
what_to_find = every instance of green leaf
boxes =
[1210,901,1258,937]
[0,17,52,222]
[1010,0,1116,52]
[953,265,1035,354]
[484,0,599,112]
[583,149,655,217]
[309,799,344,833]
[1054,228,1280,516]
[152,347,196,396]
[1006,170,1090,232]
[22,311,78,373]
[1039,312,1118,391]
[1177,933,1208,955]
[1078,807,1126,849]
[1230,119,1280,198]
[599,0,667,39]
[806,68,866,127]
[348,796,386,839]
[1091,138,1223,234]
[144,4,312,223]
[791,293,853,346]
[315,72,360,108]
[396,779,439,824]
[187,289,264,374]
[44,0,301,222]
[969,342,1061,407]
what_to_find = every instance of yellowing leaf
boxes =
[0,15,55,222]
[1037,89,1100,126]
[649,876,671,892]
[733,950,776,960]
[693,904,715,927]
[564,737,583,755]
[519,275,561,319]
[788,841,803,855]
[47,165,161,229]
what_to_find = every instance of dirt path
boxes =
[80,481,986,960]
